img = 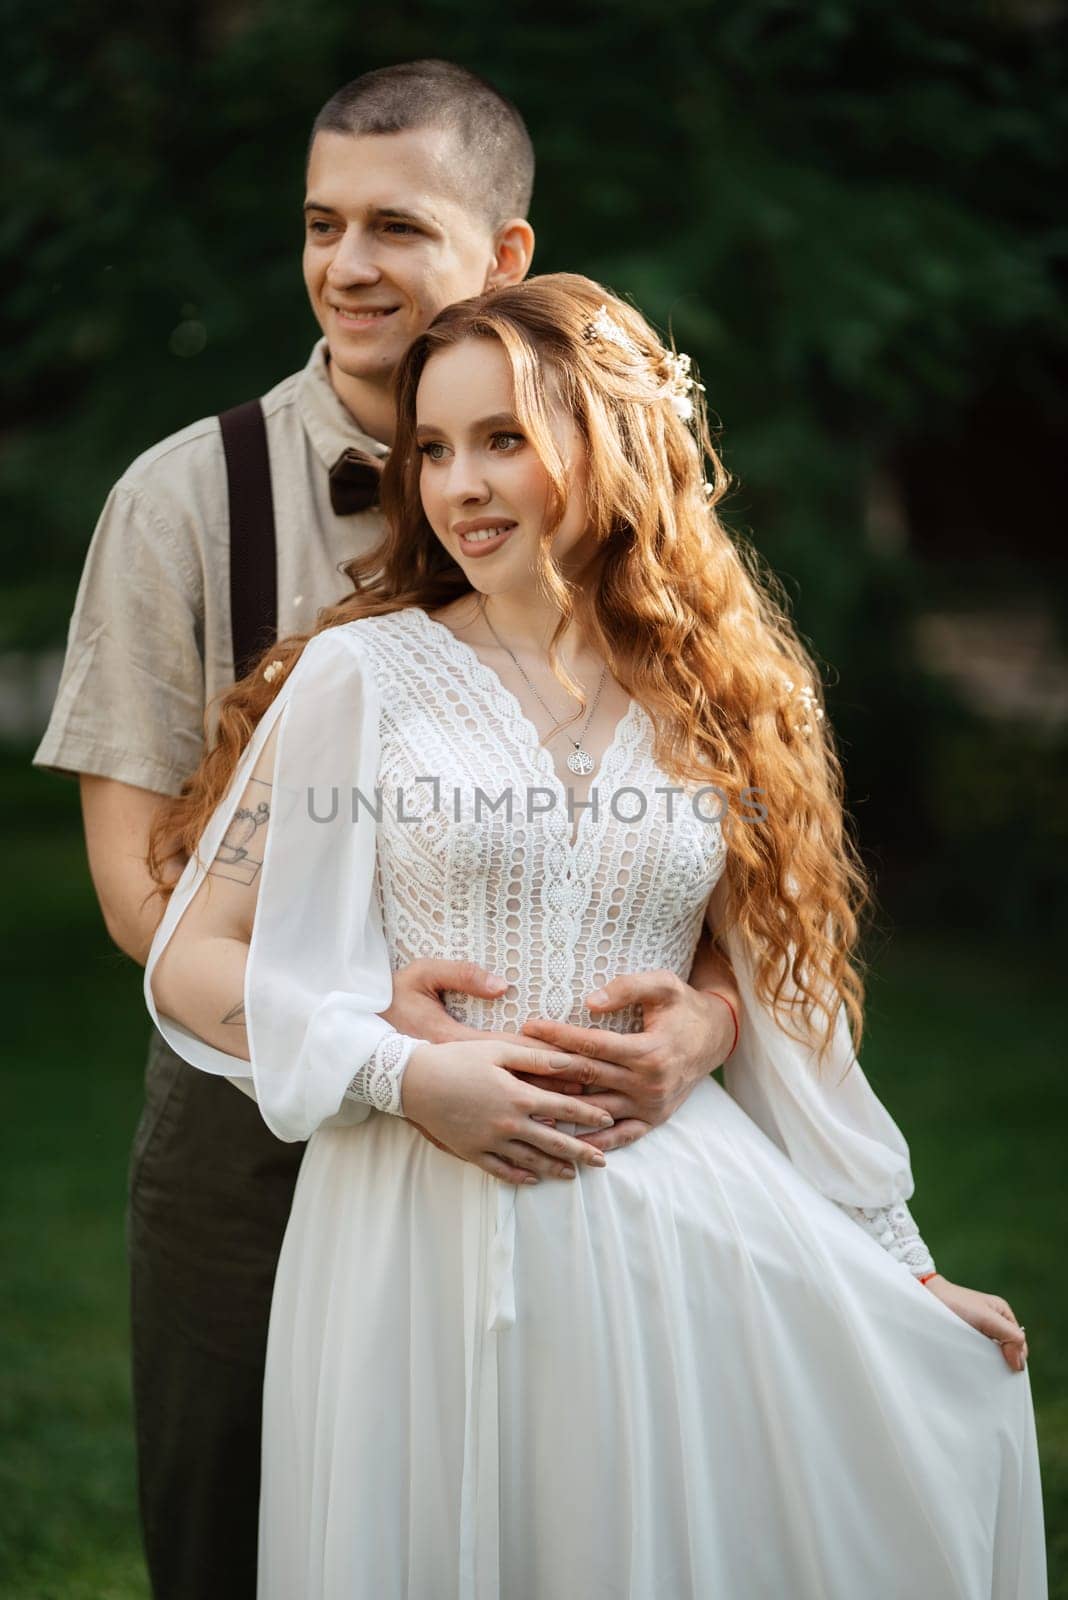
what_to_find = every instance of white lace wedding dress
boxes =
[145,607,1047,1599]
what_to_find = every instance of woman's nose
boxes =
[444,454,491,506]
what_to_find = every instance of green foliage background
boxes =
[5,0,1067,928]
[3,1,1066,1592]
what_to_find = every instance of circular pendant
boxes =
[566,747,595,776]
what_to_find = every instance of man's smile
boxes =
[330,304,401,326]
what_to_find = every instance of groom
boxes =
[35,59,740,1600]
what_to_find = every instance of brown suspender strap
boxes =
[219,399,278,682]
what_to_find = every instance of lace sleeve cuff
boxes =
[343,1031,425,1117]
[835,1199,937,1279]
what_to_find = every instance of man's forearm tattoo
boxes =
[210,777,271,886]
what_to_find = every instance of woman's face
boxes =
[415,336,595,597]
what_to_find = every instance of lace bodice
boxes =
[338,609,935,1280]
[360,607,730,1032]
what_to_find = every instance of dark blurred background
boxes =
[2,2,1066,1594]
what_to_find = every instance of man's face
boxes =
[303,128,503,390]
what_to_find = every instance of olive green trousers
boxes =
[126,1029,304,1600]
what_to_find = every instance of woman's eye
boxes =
[417,442,447,462]
[491,432,524,452]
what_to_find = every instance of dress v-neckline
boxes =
[406,607,645,855]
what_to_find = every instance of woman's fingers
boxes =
[931,1281,1030,1374]
[981,1305,1028,1371]
[480,1135,601,1185]
[511,1070,587,1099]
[573,1117,651,1154]
[482,1028,549,1049]
[533,1092,617,1130]
[520,1015,643,1062]
[494,1053,618,1130]
[515,1118,609,1169]
[480,1152,540,1186]
[497,1043,620,1090]
[564,1091,632,1122]
[499,1140,587,1181]
[482,1135,594,1185]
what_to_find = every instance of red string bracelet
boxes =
[918,1271,939,1285]
[705,990,740,1061]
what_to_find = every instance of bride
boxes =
[144,273,1046,1598]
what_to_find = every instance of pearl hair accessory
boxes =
[583,304,705,422]
[263,659,285,684]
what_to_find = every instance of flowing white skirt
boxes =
[258,1076,1047,1599]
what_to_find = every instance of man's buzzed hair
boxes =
[310,59,535,230]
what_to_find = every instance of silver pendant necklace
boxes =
[478,601,608,776]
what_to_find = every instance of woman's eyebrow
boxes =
[477,412,521,430]
[415,412,520,439]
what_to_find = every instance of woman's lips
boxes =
[456,523,518,559]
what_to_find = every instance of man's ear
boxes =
[485,219,535,289]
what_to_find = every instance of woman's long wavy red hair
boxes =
[149,272,876,1066]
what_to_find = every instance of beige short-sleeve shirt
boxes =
[33,340,388,796]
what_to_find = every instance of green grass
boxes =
[862,932,1067,1595]
[1,767,151,1598]
[1,754,1064,1595]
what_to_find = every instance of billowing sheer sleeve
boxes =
[143,624,425,1143]
[719,922,937,1278]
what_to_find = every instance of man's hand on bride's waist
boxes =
[382,957,739,1161]
[517,968,741,1155]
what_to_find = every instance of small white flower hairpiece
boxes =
[584,303,642,358]
[778,672,826,737]
[660,350,706,422]
[263,659,285,685]
[582,305,705,426]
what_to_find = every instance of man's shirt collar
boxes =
[296,338,390,470]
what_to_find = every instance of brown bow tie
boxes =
[329,448,384,515]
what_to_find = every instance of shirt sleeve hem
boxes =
[32,734,194,797]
